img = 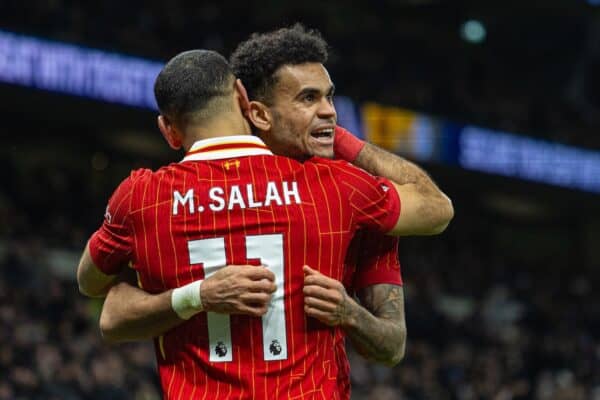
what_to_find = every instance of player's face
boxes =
[266,63,337,160]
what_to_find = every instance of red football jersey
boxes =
[344,232,402,292]
[89,135,400,400]
[335,233,402,399]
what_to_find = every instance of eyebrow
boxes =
[295,84,336,99]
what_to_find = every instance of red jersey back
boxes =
[89,136,400,400]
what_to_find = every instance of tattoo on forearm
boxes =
[356,143,440,195]
[361,284,404,318]
[345,284,406,364]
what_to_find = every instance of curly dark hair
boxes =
[230,23,328,105]
[154,49,234,126]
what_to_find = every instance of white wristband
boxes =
[171,280,204,320]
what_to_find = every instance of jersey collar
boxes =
[181,135,273,162]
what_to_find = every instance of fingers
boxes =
[234,303,269,317]
[304,274,341,292]
[303,305,336,326]
[229,265,276,292]
[239,291,273,304]
[232,290,273,317]
[303,295,338,313]
[303,284,342,303]
[303,265,341,288]
[247,278,277,294]
[215,293,272,317]
[303,265,318,275]
[302,267,348,327]
[213,265,276,287]
[221,264,275,283]
[201,265,276,314]
[241,265,275,281]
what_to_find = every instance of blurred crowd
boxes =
[1,157,599,400]
[1,0,600,149]
[350,235,600,400]
[0,246,159,400]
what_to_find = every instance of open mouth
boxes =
[310,127,334,143]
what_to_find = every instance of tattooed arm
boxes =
[357,143,453,235]
[335,126,453,235]
[348,284,406,365]
[303,266,406,366]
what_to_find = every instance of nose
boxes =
[317,97,336,120]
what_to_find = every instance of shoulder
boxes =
[304,157,354,172]
[306,157,375,180]
[110,167,158,204]
[129,167,154,182]
[268,154,304,169]
[119,167,154,192]
[306,157,366,171]
[305,157,347,166]
[127,163,182,187]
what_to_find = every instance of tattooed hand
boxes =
[302,265,357,327]
[302,265,407,365]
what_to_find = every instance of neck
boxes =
[182,111,251,151]
[256,131,309,162]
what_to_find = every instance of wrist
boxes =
[340,295,361,329]
[171,280,204,320]
[334,126,365,162]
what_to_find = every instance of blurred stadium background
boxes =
[1,1,599,399]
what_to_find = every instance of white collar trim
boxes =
[181,135,273,162]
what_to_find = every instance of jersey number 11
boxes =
[187,234,288,362]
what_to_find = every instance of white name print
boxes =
[172,181,301,215]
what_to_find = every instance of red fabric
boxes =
[334,125,366,162]
[344,231,402,293]
[88,170,140,274]
[88,151,400,400]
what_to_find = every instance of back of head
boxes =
[154,49,235,128]
[230,23,328,105]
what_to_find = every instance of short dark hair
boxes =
[154,49,234,126]
[230,24,328,104]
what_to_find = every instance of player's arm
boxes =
[303,267,405,366]
[99,265,276,343]
[79,173,136,298]
[335,126,453,235]
[99,282,181,343]
[349,234,406,365]
[77,242,119,298]
[348,283,406,366]
[304,234,406,366]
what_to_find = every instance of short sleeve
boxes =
[88,176,134,275]
[352,232,402,291]
[333,162,401,233]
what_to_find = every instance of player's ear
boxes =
[246,101,272,133]
[234,79,250,115]
[158,115,183,150]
